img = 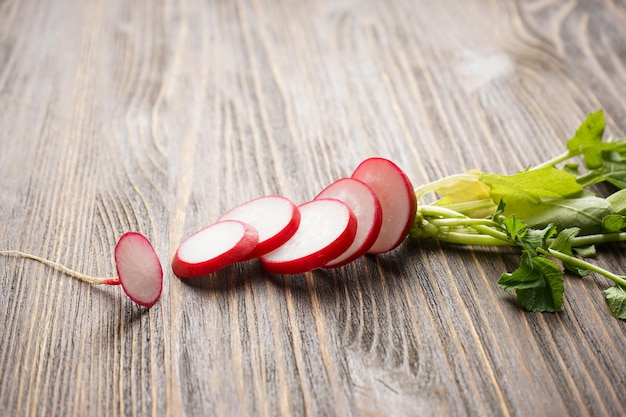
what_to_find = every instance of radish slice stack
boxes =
[259,199,357,274]
[217,196,300,259]
[172,220,259,278]
[314,178,383,268]
[171,157,416,277]
[351,158,417,254]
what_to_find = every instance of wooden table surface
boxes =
[2,0,626,416]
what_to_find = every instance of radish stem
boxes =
[541,247,626,287]
[0,250,120,285]
[414,205,512,245]
[413,173,480,200]
[428,229,514,246]
[529,150,573,171]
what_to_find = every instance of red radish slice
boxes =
[217,196,300,259]
[172,220,259,278]
[259,199,357,275]
[351,157,417,254]
[115,232,163,308]
[314,178,383,267]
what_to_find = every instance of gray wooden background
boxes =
[1,0,625,416]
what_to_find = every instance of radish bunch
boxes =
[172,157,417,278]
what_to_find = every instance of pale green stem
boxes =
[419,205,463,218]
[433,199,497,215]
[418,205,511,244]
[472,225,512,243]
[530,139,626,171]
[427,218,502,228]
[544,248,626,287]
[414,173,481,200]
[530,151,574,170]
[1,250,119,285]
[430,231,515,246]
[568,232,626,248]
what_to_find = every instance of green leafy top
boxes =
[498,216,563,312]
[411,110,626,320]
[566,109,606,169]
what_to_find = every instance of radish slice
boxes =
[217,196,300,259]
[259,199,357,274]
[172,220,259,278]
[351,157,417,253]
[114,232,163,308]
[314,178,383,267]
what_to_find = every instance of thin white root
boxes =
[0,250,119,285]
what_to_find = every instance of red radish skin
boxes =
[114,232,163,308]
[351,157,417,254]
[172,220,259,278]
[315,178,383,267]
[217,196,300,259]
[259,199,357,275]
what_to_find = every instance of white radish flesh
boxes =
[351,157,417,253]
[115,232,163,308]
[217,196,300,259]
[172,220,259,278]
[315,178,383,267]
[259,198,357,274]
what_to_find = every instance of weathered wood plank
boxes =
[1,0,625,416]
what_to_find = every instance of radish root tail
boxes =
[0,250,120,285]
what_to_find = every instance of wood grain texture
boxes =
[1,0,625,416]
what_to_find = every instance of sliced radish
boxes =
[351,157,417,253]
[114,232,164,308]
[314,178,383,267]
[259,198,357,274]
[217,195,300,259]
[172,220,259,278]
